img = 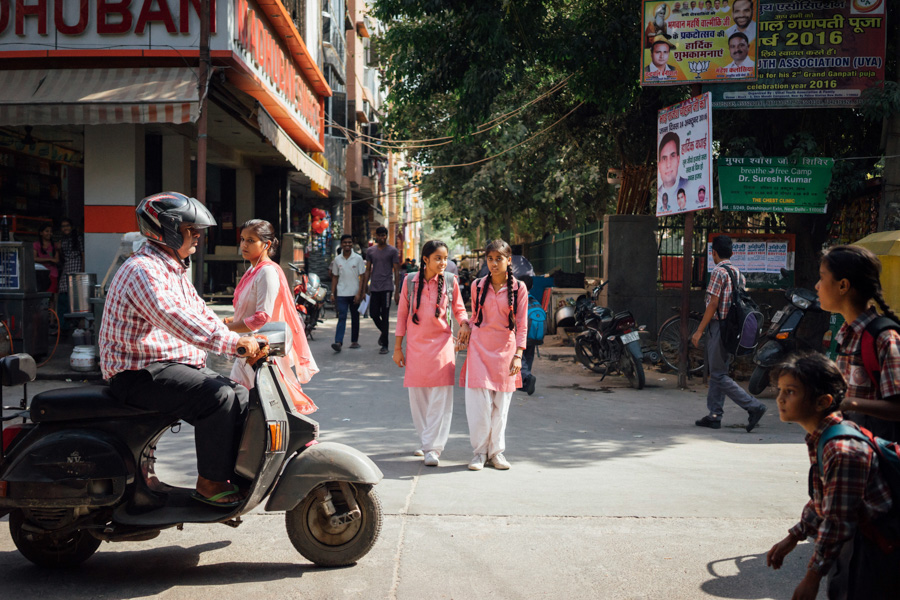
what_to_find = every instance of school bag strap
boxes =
[816,423,868,478]
[860,316,900,398]
[406,271,457,327]
[721,265,742,315]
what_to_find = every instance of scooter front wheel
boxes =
[9,510,102,568]
[286,482,383,567]
[749,366,770,395]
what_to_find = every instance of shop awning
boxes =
[0,68,199,126]
[258,107,331,191]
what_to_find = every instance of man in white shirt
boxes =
[331,234,366,352]
[725,31,755,76]
[725,0,755,42]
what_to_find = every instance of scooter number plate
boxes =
[620,331,640,344]
[771,310,783,325]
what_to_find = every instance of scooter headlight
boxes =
[791,294,811,310]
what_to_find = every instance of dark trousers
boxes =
[369,290,393,348]
[110,362,249,482]
[335,295,360,344]
[520,342,536,386]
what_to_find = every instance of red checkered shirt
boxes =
[705,260,745,321]
[835,306,900,402]
[788,412,893,574]
[99,242,239,380]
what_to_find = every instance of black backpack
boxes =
[719,265,763,356]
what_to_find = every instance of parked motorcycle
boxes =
[573,282,646,390]
[290,264,327,338]
[0,322,383,568]
[748,284,830,394]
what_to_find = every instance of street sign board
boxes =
[718,156,834,213]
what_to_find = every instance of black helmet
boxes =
[136,192,216,251]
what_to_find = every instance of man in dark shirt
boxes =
[364,226,400,354]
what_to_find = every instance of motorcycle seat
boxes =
[30,386,160,423]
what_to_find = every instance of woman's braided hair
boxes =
[473,239,516,331]
[411,240,449,325]
[821,245,899,321]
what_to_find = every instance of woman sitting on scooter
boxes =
[225,219,319,414]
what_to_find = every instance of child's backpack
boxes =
[860,316,900,398]
[526,296,546,345]
[406,272,457,327]
[817,423,900,552]
[720,265,764,356]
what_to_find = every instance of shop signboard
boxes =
[656,93,714,216]
[640,0,759,86]
[707,0,886,108]
[718,156,833,213]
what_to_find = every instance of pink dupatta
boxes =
[232,261,319,414]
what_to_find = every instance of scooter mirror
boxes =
[0,353,36,386]
[255,322,290,357]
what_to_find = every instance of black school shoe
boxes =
[695,416,722,429]
[746,405,767,432]
[525,375,536,396]
[332,343,342,352]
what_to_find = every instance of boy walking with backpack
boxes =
[517,276,546,396]
[691,235,767,432]
[766,353,898,599]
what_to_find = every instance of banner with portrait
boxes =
[707,0,886,108]
[641,0,760,86]
[656,93,714,216]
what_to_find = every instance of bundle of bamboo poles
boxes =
[615,164,654,215]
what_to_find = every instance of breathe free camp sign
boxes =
[718,156,833,213]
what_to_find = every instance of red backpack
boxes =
[860,316,900,398]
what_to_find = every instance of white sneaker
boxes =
[491,453,511,470]
[468,453,486,471]
[413,448,425,457]
[423,451,440,467]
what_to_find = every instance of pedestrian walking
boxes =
[393,240,470,467]
[766,352,897,599]
[225,219,318,415]
[33,222,60,308]
[461,239,528,471]
[817,245,900,441]
[517,275,539,396]
[691,235,767,431]
[363,226,400,354]
[330,234,365,352]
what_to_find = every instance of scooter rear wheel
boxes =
[286,482,382,567]
[9,510,101,568]
[749,366,770,395]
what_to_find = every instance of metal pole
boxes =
[194,0,210,293]
[678,212,694,388]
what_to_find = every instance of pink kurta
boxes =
[460,277,529,392]
[231,260,319,414]
[395,272,469,387]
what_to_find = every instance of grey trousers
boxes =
[706,320,763,419]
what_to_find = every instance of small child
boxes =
[393,240,470,467]
[461,239,528,471]
[766,352,896,599]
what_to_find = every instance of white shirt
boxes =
[331,251,366,297]
[725,21,756,43]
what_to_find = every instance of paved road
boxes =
[1,306,825,599]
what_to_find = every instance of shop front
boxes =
[0,0,331,295]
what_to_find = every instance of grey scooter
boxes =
[0,323,383,568]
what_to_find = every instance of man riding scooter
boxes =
[99,192,261,508]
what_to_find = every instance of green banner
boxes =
[718,156,833,213]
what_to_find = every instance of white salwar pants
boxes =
[465,387,513,458]
[408,386,454,455]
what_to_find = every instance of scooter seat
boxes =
[30,386,160,423]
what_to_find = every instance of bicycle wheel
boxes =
[657,316,705,375]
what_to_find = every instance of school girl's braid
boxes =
[506,265,516,331]
[435,271,444,318]
[411,262,426,325]
[873,289,900,322]
[473,276,491,327]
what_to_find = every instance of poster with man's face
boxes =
[656,93,714,217]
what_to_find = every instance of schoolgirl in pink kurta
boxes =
[460,278,529,392]
[395,272,469,387]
